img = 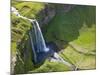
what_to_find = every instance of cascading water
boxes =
[32,20,49,52]
[11,7,76,70]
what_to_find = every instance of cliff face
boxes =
[37,4,56,26]
[38,4,75,26]
[11,2,75,74]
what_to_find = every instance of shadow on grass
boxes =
[43,5,96,50]
[14,5,96,74]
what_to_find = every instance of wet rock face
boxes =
[38,4,56,26]
[37,4,75,26]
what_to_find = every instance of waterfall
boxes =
[11,6,49,52]
[32,20,49,52]
[11,7,76,70]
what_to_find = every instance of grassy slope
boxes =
[44,5,96,43]
[11,14,32,54]
[29,60,70,73]
[11,2,46,74]
[12,1,45,19]
[30,5,96,72]
[11,2,45,54]
[12,2,96,73]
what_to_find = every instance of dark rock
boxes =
[38,4,56,26]
[37,4,75,26]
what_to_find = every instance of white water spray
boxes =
[49,52,76,70]
[11,7,75,70]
